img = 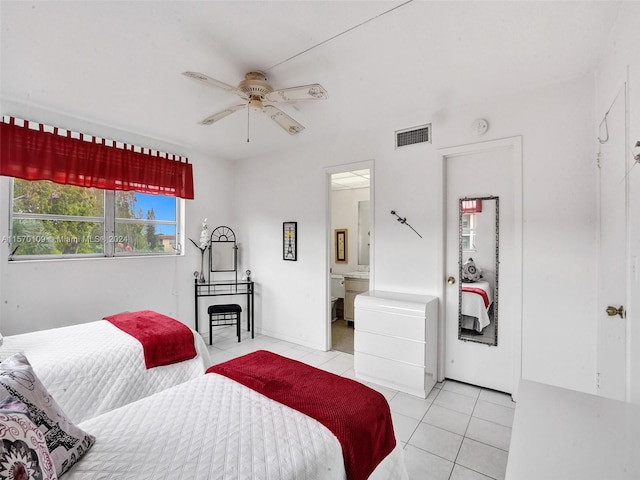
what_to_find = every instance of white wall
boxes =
[595,2,640,403]
[234,74,598,393]
[231,152,332,348]
[0,102,235,335]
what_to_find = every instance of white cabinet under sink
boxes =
[354,290,438,398]
[344,276,369,323]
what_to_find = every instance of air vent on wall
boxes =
[395,124,431,148]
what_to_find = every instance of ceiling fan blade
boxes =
[265,84,328,102]
[183,71,249,99]
[199,104,246,125]
[263,105,305,135]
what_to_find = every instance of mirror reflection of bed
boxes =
[458,197,499,346]
[461,279,495,341]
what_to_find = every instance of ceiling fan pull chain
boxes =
[247,102,250,143]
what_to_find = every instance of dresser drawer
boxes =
[355,308,426,339]
[355,330,424,366]
[354,352,428,398]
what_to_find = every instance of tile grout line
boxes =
[447,388,480,475]
[402,391,436,448]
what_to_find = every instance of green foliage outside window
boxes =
[10,179,176,257]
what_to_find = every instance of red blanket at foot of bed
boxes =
[462,286,490,308]
[207,350,396,480]
[104,310,196,368]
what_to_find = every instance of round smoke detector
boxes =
[473,118,489,136]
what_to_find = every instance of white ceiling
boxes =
[0,1,623,161]
[332,170,371,190]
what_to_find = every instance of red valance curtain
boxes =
[0,117,194,199]
[461,199,482,213]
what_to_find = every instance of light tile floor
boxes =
[206,326,515,480]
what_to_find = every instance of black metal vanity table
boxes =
[194,279,255,338]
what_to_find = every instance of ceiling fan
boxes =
[183,70,328,135]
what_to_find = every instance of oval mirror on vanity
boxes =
[457,196,499,346]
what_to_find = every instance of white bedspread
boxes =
[68,373,408,480]
[0,320,211,423]
[461,280,492,332]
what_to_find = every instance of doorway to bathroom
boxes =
[327,163,373,353]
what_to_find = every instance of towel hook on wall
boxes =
[390,210,422,238]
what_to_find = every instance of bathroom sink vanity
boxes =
[343,273,369,324]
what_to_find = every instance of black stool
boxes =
[208,304,242,344]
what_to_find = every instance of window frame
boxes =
[461,212,477,252]
[8,178,183,260]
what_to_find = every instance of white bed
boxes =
[0,319,211,423]
[67,372,408,480]
[461,280,493,332]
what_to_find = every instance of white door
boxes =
[443,139,521,394]
[596,84,628,401]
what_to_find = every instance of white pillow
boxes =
[0,353,94,476]
[0,396,58,480]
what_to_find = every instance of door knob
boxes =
[606,305,625,318]
[447,276,456,285]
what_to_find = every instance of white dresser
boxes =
[354,290,438,398]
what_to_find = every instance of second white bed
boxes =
[67,372,408,480]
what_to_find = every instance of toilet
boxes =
[330,274,345,321]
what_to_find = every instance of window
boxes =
[461,213,477,251]
[9,179,180,259]
[461,199,482,251]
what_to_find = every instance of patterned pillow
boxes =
[461,257,482,282]
[0,353,94,476]
[0,396,58,480]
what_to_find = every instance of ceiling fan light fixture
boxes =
[249,97,263,111]
[239,71,272,98]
